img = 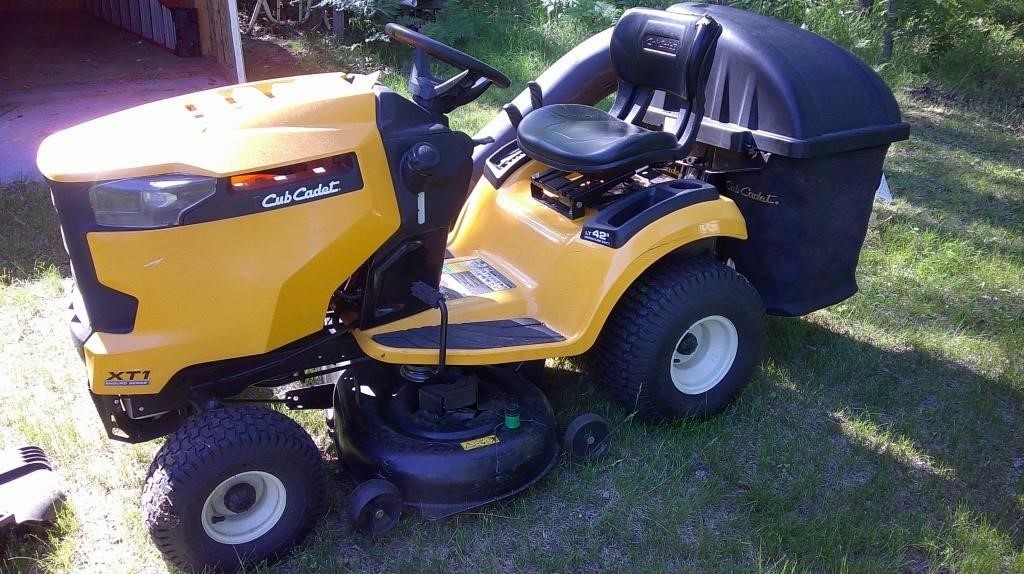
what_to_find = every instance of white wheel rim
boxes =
[201,471,287,545]
[669,315,739,395]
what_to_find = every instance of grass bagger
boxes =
[36,3,909,571]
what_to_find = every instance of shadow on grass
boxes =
[0,181,68,283]
[0,500,78,574]
[858,263,1022,360]
[759,318,1020,564]
[886,153,1023,240]
[1,525,61,573]
[277,319,1018,572]
[883,201,1024,265]
[888,103,1024,240]
[526,316,1023,570]
[4,320,1013,572]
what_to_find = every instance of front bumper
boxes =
[89,392,185,443]
[70,285,184,443]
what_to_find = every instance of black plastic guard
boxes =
[581,179,718,248]
[0,446,65,527]
[90,393,185,444]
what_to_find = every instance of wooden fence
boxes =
[83,0,179,52]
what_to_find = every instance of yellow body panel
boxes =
[79,80,400,396]
[353,161,747,364]
[38,73,382,183]
[43,70,745,394]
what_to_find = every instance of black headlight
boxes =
[89,174,216,228]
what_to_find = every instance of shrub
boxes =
[926,17,1024,100]
[313,0,1024,104]
[316,0,407,43]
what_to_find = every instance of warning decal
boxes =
[440,258,515,299]
[460,435,500,451]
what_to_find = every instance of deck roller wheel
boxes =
[563,413,611,460]
[348,479,402,537]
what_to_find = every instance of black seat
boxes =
[517,8,722,176]
[516,104,681,174]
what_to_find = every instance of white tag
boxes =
[875,173,893,203]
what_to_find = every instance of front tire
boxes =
[142,406,326,572]
[597,257,765,422]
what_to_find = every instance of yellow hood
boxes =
[37,72,382,183]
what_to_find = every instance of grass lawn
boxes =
[2,28,1023,574]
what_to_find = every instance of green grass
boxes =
[3,22,1024,574]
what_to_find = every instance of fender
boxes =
[566,195,747,355]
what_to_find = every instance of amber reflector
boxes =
[230,154,355,193]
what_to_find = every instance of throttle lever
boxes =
[503,103,524,128]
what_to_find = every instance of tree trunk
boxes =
[332,9,347,42]
[882,0,894,61]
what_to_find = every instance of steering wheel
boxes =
[385,23,511,114]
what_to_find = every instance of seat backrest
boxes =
[608,7,722,144]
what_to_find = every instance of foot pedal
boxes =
[410,281,449,372]
[530,169,633,219]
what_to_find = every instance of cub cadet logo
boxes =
[261,180,342,209]
[582,228,612,246]
[727,179,779,205]
[104,370,152,387]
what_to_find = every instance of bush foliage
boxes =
[316,0,1023,103]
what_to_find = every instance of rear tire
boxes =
[597,257,765,422]
[142,406,326,572]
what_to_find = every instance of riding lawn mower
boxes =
[36,3,908,571]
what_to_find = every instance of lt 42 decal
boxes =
[581,227,613,247]
[104,370,152,387]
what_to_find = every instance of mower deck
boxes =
[334,365,561,520]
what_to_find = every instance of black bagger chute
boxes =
[668,3,910,315]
